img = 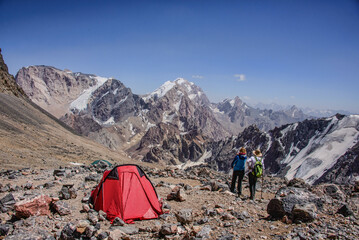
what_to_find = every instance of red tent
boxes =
[90,164,163,223]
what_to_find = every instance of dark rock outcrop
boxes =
[0,49,27,98]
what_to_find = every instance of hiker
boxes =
[230,147,247,197]
[246,149,264,200]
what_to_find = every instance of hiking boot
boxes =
[240,195,248,200]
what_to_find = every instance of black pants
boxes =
[248,173,257,200]
[230,170,245,195]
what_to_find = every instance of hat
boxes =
[252,149,262,157]
[239,147,246,154]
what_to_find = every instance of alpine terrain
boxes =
[0,50,359,240]
[16,66,313,164]
[14,65,359,185]
[0,49,132,169]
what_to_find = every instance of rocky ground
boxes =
[0,163,358,240]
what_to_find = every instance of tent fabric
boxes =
[90,164,163,223]
[91,159,112,167]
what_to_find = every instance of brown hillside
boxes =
[0,49,139,169]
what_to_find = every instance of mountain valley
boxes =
[13,65,359,185]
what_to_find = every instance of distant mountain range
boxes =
[15,66,309,140]
[252,102,355,118]
[14,65,359,184]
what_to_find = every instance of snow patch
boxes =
[146,122,156,131]
[212,107,224,114]
[70,76,108,111]
[177,150,212,170]
[189,94,197,100]
[174,99,182,111]
[104,116,115,125]
[142,81,176,101]
[129,123,135,136]
[284,116,359,184]
[93,116,115,126]
[176,78,187,85]
[118,95,128,104]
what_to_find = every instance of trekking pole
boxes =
[260,175,264,199]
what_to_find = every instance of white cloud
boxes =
[234,74,246,82]
[290,96,295,99]
[192,75,204,79]
[242,96,251,101]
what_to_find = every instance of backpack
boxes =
[252,156,263,177]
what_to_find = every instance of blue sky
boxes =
[1,0,359,113]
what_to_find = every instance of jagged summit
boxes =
[0,49,27,98]
[142,78,208,105]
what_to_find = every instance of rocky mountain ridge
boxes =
[15,66,309,150]
[212,97,307,133]
[205,114,359,185]
[0,49,27,98]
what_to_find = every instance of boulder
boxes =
[110,226,139,235]
[337,204,354,217]
[221,213,236,221]
[210,181,230,192]
[82,204,90,213]
[292,203,317,223]
[112,217,125,226]
[53,169,66,177]
[0,193,16,213]
[160,224,178,236]
[275,187,323,214]
[14,195,52,218]
[175,209,193,224]
[267,198,286,219]
[0,224,12,236]
[354,181,359,192]
[268,186,324,223]
[76,220,91,234]
[97,231,109,240]
[60,222,79,240]
[88,210,99,225]
[167,186,187,202]
[287,178,310,189]
[84,225,96,238]
[196,225,212,238]
[322,184,346,201]
[52,201,71,216]
[59,184,77,200]
[85,174,101,182]
[23,182,33,190]
[108,229,128,240]
[98,210,107,221]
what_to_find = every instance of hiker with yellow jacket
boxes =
[246,149,264,200]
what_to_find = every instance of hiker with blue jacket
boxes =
[246,149,265,200]
[230,147,247,197]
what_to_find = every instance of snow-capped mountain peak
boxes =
[142,78,208,105]
[142,80,176,102]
